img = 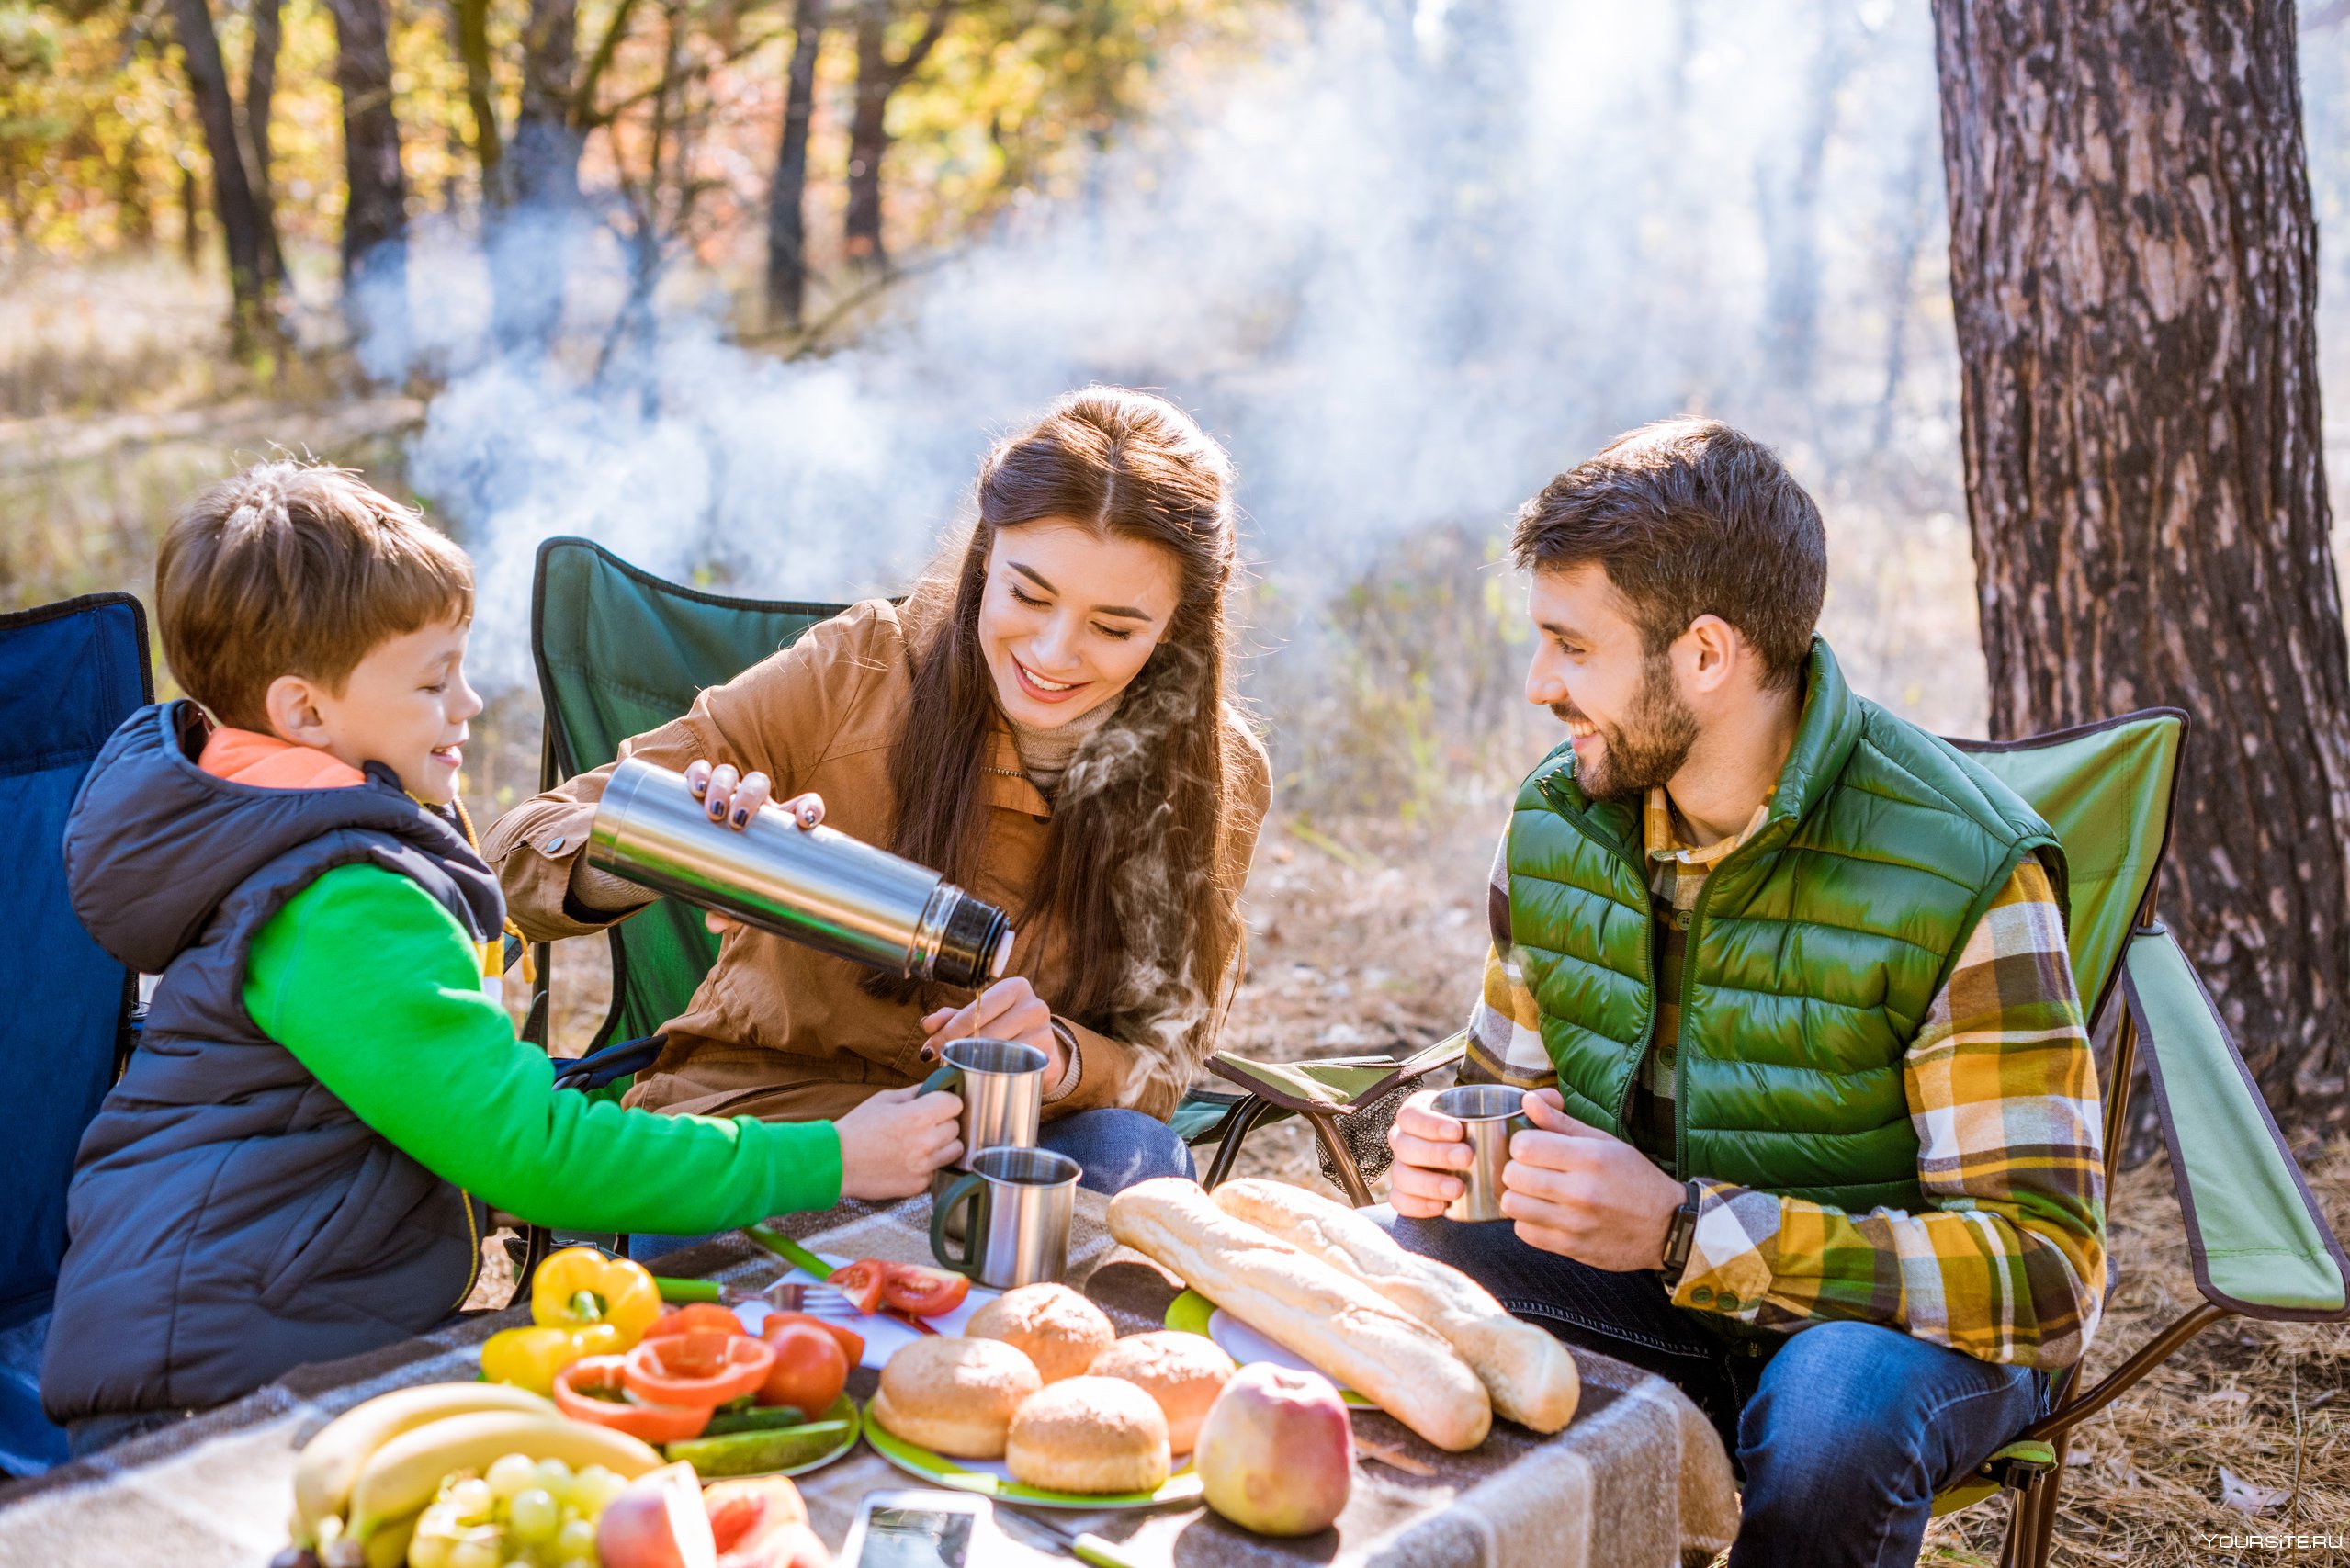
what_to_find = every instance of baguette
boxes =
[1212,1179,1579,1433]
[1106,1178,1491,1451]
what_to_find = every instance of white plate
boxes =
[732,1251,998,1369]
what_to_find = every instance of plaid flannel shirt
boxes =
[1464,789,2107,1369]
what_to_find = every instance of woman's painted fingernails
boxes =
[918,1044,938,1062]
[732,807,749,827]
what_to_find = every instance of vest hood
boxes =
[63,701,476,976]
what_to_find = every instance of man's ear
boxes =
[261,673,332,749]
[1678,614,1746,697]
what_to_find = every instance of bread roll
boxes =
[967,1283,1116,1383]
[869,1336,1042,1458]
[1107,1178,1491,1451]
[1211,1178,1579,1433]
[1086,1332,1236,1451]
[1005,1376,1172,1495]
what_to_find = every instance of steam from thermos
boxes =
[585,757,1014,988]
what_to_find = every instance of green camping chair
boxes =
[1916,711,2350,1564]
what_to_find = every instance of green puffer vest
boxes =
[1508,639,2066,1213]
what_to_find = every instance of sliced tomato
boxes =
[624,1331,776,1409]
[825,1259,887,1315]
[553,1354,711,1443]
[760,1311,864,1368]
[879,1263,970,1318]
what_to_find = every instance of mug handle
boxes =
[929,1169,986,1277]
[919,1065,962,1097]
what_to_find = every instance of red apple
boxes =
[1193,1363,1353,1537]
[706,1476,830,1568]
[598,1461,717,1568]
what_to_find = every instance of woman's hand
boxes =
[919,976,1070,1089]
[682,760,822,934]
[833,1084,965,1199]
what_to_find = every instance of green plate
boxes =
[1165,1289,1373,1408]
[862,1402,1204,1510]
[668,1393,862,1479]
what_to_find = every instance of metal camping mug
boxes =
[929,1145,1080,1289]
[1433,1083,1531,1223]
[922,1037,1048,1235]
[585,757,1016,988]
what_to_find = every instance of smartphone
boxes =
[838,1489,1010,1568]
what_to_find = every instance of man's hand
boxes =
[1384,1088,1479,1218]
[1499,1089,1687,1271]
[919,976,1070,1090]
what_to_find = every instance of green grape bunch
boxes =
[406,1452,628,1568]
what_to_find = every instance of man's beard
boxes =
[1554,655,1700,802]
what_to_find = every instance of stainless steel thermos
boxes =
[585,757,1015,988]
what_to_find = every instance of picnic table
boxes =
[0,1190,1740,1568]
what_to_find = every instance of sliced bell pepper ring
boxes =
[879,1263,970,1318]
[553,1355,712,1443]
[624,1332,776,1409]
[649,1302,747,1340]
[533,1247,664,1350]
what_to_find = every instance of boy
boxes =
[42,463,962,1452]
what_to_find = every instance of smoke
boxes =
[397,0,1974,728]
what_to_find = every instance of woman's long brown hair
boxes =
[874,388,1247,1103]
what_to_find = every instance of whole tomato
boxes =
[757,1323,847,1414]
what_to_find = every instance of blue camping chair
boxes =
[0,593,153,1475]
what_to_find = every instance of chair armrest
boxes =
[2124,925,2350,1320]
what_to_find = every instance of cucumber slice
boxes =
[702,1404,808,1435]
[666,1420,851,1477]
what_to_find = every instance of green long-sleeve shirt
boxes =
[243,863,842,1232]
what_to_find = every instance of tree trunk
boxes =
[245,0,286,286]
[495,0,582,350]
[843,0,954,270]
[766,0,825,329]
[453,0,505,207]
[327,0,412,354]
[166,0,269,336]
[1932,0,2350,1131]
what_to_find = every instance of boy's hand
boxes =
[683,760,823,935]
[917,976,1068,1088]
[834,1084,964,1200]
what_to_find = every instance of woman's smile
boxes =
[1011,652,1090,703]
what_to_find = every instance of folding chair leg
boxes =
[2025,1436,2069,1568]
[1303,1110,1376,1207]
[1202,1096,1279,1190]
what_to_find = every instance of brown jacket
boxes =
[484,598,1271,1124]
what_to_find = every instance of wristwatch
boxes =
[1659,1179,1703,1280]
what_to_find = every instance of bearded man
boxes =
[1379,420,2107,1567]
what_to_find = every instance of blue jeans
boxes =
[631,1108,1192,1263]
[1373,1208,2048,1568]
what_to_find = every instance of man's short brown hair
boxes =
[1510,419,1825,690]
[158,462,473,730]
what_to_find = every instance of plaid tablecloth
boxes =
[0,1191,1740,1567]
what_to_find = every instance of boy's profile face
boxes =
[264,615,481,805]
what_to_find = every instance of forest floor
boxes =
[513,807,2350,1568]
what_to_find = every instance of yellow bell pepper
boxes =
[480,1320,632,1394]
[530,1247,662,1349]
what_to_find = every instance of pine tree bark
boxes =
[766,0,826,329]
[453,0,505,206]
[327,0,412,348]
[493,0,582,350]
[166,0,269,336]
[1932,0,2350,1129]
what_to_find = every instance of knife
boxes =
[743,1224,942,1335]
[1000,1506,1147,1568]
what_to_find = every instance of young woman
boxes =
[488,388,1271,1233]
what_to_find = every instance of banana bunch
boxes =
[290,1382,662,1562]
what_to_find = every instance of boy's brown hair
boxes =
[158,462,472,730]
[1511,418,1825,691]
